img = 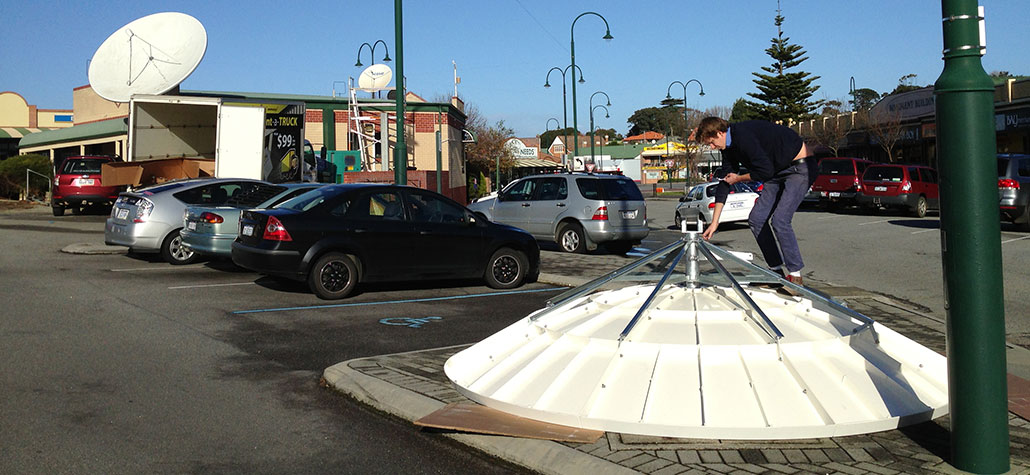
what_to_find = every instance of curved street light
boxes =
[355,39,392,67]
[667,79,704,183]
[570,11,613,158]
[589,104,610,170]
[545,65,586,169]
[589,91,611,161]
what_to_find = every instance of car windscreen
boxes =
[61,159,107,174]
[864,166,904,182]
[819,159,855,175]
[225,184,287,207]
[705,182,752,197]
[275,186,343,212]
[576,178,644,201]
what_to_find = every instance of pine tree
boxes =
[746,1,822,123]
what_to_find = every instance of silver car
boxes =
[105,178,266,264]
[675,181,760,228]
[468,173,648,254]
[180,182,322,258]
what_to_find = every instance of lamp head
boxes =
[544,81,551,88]
[355,60,363,67]
[578,76,586,84]
[603,31,613,41]
[382,53,392,62]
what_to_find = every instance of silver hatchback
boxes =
[105,178,266,264]
[468,173,648,253]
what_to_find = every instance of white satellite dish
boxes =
[358,63,393,91]
[88,12,207,102]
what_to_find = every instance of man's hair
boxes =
[695,117,729,142]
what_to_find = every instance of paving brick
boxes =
[605,449,644,463]
[730,464,766,474]
[821,462,868,475]
[781,448,809,463]
[761,463,799,474]
[632,458,675,473]
[698,450,722,463]
[823,447,852,463]
[738,448,767,464]
[845,448,875,462]
[655,449,678,462]
[854,461,901,475]
[761,449,788,464]
[719,450,745,464]
[865,446,894,461]
[802,448,830,463]
[620,453,657,469]
[677,450,701,464]
[650,464,689,475]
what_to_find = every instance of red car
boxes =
[857,164,940,218]
[52,155,124,216]
[809,157,873,208]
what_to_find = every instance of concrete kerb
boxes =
[61,243,127,255]
[322,350,637,475]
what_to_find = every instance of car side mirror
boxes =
[495,193,504,202]
[470,211,489,226]
[679,196,687,202]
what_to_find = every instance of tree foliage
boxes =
[0,154,52,199]
[463,103,515,181]
[850,88,880,112]
[745,7,822,123]
[729,98,762,122]
[885,73,923,96]
[858,108,904,163]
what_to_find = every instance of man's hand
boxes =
[723,172,741,185]
[702,221,719,241]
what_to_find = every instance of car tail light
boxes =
[199,212,224,224]
[591,206,608,220]
[901,181,912,192]
[133,198,154,223]
[708,202,717,209]
[263,215,292,241]
[756,183,763,192]
[999,178,1020,190]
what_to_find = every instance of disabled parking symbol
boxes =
[379,316,442,328]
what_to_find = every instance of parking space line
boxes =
[1003,235,1030,244]
[911,228,938,235]
[232,287,565,315]
[858,219,892,226]
[111,266,211,272]
[169,282,256,290]
[817,215,843,220]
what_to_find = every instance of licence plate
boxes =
[187,221,197,231]
[75,178,95,186]
[874,186,887,192]
[116,208,129,220]
[829,192,841,197]
[621,210,638,219]
[242,225,254,236]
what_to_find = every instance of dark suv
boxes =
[809,157,873,208]
[857,164,939,218]
[999,153,1030,230]
[52,155,123,216]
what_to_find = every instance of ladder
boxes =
[348,79,382,171]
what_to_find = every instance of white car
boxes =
[675,181,760,228]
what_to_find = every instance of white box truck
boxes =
[105,94,312,187]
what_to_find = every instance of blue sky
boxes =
[2,1,1027,138]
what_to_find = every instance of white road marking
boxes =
[858,219,892,226]
[168,282,256,290]
[1002,235,1030,244]
[911,229,938,234]
[110,266,210,272]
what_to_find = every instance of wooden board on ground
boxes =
[414,402,604,443]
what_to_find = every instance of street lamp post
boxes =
[570,12,613,159]
[545,117,560,159]
[588,91,611,162]
[355,40,392,99]
[393,0,406,185]
[589,104,609,172]
[545,65,585,170]
[666,79,704,182]
[849,76,857,111]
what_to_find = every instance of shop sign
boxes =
[504,138,539,159]
[996,108,1030,131]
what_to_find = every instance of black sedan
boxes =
[231,184,540,299]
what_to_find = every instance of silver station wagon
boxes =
[468,173,648,254]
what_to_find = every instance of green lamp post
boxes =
[545,65,585,169]
[393,0,406,185]
[588,91,611,162]
[667,79,704,182]
[569,12,612,159]
[935,1,1008,472]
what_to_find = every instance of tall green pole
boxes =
[393,0,406,185]
[569,12,612,160]
[935,1,1008,472]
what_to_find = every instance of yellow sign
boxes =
[643,142,686,153]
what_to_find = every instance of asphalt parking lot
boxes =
[2,199,1028,473]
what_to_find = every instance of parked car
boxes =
[999,153,1030,231]
[180,182,322,258]
[675,181,760,229]
[467,173,648,254]
[51,155,124,216]
[231,184,539,300]
[808,157,873,208]
[106,178,266,264]
[856,164,939,218]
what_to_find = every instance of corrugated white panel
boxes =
[740,344,826,427]
[641,345,703,426]
[535,338,618,414]
[493,334,587,406]
[587,343,660,422]
[700,346,767,427]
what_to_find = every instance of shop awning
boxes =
[515,158,561,168]
[0,127,60,139]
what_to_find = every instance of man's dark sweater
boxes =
[715,120,805,203]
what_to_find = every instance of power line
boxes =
[512,0,567,53]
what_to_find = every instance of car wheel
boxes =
[484,248,527,289]
[558,223,586,253]
[161,229,199,265]
[308,252,358,300]
[913,196,927,218]
[52,204,64,216]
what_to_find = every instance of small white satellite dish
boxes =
[88,12,207,102]
[358,63,393,91]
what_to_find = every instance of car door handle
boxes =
[556,203,566,207]
[354,228,367,233]
[521,203,531,207]
[419,230,431,235]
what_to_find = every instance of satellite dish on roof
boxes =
[358,63,393,91]
[88,12,207,102]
